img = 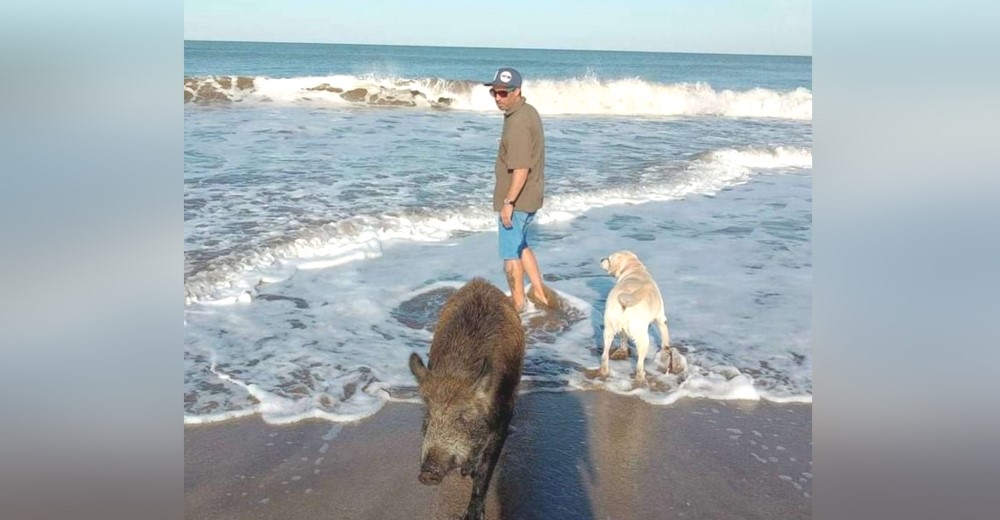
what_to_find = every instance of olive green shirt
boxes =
[493,97,545,212]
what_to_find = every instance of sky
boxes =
[184,0,811,56]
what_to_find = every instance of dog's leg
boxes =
[654,316,680,374]
[634,329,650,381]
[655,315,671,349]
[654,315,671,366]
[600,326,615,377]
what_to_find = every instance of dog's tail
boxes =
[617,286,651,309]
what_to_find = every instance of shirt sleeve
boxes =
[505,118,535,171]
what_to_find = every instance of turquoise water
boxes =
[185,40,811,90]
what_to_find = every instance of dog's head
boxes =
[600,250,642,278]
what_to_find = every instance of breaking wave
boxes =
[184,74,812,120]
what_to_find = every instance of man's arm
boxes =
[500,167,529,228]
[505,168,529,203]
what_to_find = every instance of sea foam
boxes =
[185,74,812,120]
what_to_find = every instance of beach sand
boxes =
[185,392,811,519]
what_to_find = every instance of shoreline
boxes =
[186,391,811,519]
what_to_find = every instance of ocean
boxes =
[183,40,812,425]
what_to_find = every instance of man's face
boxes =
[490,86,520,111]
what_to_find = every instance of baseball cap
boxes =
[483,67,522,89]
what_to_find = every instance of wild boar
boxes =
[409,277,525,520]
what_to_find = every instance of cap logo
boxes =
[499,71,513,83]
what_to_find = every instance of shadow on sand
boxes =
[495,391,595,520]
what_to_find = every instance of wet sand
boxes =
[185,392,811,519]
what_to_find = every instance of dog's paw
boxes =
[668,351,688,374]
[657,348,688,375]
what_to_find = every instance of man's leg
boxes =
[520,247,549,306]
[504,259,526,311]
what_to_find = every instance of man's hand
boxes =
[500,203,514,229]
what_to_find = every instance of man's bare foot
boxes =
[511,295,525,313]
[526,285,554,309]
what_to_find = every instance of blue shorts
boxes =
[498,211,536,260]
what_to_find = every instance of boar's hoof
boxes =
[418,471,442,485]
[462,504,485,520]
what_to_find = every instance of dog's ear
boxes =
[609,252,626,276]
[616,251,643,275]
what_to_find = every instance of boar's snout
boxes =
[418,459,447,485]
[418,470,442,485]
[417,452,455,485]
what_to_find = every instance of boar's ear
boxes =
[409,352,429,384]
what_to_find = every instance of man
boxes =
[484,67,551,312]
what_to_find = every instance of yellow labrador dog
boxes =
[600,250,681,379]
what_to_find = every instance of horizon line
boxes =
[184,38,812,59]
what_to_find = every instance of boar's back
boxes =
[428,278,525,393]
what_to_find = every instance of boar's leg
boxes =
[463,428,509,520]
[460,452,480,478]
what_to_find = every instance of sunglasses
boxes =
[489,88,516,98]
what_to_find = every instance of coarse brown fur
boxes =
[409,278,525,520]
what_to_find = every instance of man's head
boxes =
[483,67,523,111]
